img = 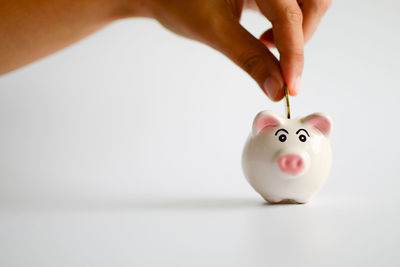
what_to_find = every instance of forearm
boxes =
[0,0,147,75]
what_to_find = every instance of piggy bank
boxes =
[242,111,332,204]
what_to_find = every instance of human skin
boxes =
[0,0,330,101]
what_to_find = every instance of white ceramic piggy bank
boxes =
[242,111,332,204]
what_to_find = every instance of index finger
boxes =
[255,0,304,96]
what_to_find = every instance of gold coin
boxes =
[284,86,290,119]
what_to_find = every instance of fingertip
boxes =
[289,76,301,96]
[263,76,284,101]
[272,90,285,101]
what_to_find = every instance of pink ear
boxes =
[303,113,332,135]
[252,111,281,136]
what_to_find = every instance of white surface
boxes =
[1,196,399,267]
[1,0,400,266]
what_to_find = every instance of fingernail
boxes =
[292,76,301,96]
[263,77,280,100]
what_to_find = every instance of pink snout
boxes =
[278,154,304,175]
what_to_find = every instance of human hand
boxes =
[131,0,330,101]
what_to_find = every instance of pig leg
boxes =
[272,199,305,205]
[264,197,307,204]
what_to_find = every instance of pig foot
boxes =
[268,199,306,205]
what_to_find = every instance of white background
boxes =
[1,0,400,266]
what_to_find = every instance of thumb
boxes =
[209,19,284,101]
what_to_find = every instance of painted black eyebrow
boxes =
[296,128,310,137]
[274,128,288,136]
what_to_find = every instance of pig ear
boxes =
[302,113,332,136]
[252,111,282,136]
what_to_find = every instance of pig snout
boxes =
[278,154,304,175]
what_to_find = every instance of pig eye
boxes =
[296,129,309,143]
[275,128,288,143]
[299,134,307,142]
[278,134,287,142]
